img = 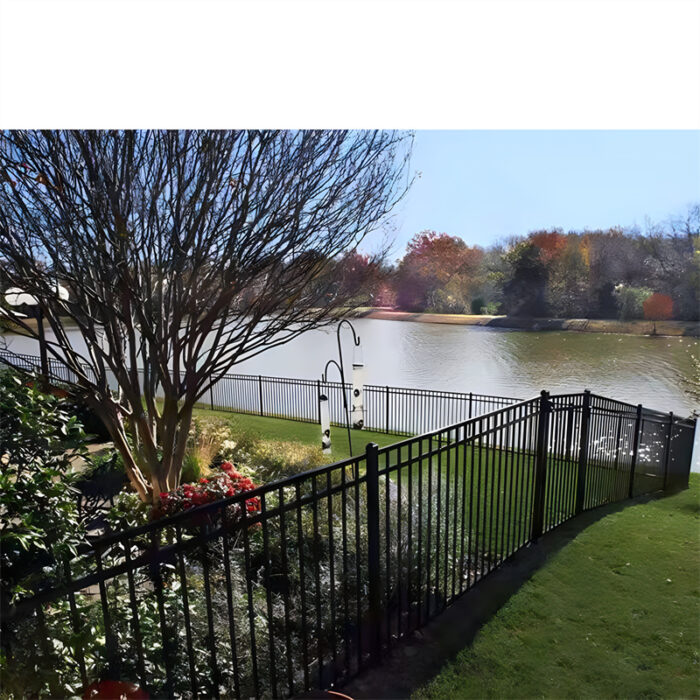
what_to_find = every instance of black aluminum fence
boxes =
[1,390,695,698]
[213,374,519,436]
[0,350,519,435]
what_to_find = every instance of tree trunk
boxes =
[90,399,152,503]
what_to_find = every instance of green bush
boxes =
[480,301,500,315]
[248,439,327,483]
[613,284,653,320]
[2,474,422,698]
[0,369,90,604]
[181,451,203,483]
[104,491,152,531]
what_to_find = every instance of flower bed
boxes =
[157,462,261,518]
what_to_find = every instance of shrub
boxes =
[471,297,485,314]
[0,369,90,603]
[216,428,261,466]
[104,491,152,531]
[156,462,261,519]
[63,397,112,441]
[480,301,500,315]
[247,439,327,483]
[613,284,653,320]
[643,292,674,320]
[2,458,473,698]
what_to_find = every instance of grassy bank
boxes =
[416,474,700,699]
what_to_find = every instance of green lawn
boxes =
[192,406,663,568]
[191,406,403,461]
[415,474,700,699]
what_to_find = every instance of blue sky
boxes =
[375,131,700,258]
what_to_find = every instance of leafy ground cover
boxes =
[416,474,700,699]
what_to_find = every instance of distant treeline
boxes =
[337,205,700,321]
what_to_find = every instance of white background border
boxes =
[1,0,699,128]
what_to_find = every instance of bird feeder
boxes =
[319,393,331,453]
[351,343,365,430]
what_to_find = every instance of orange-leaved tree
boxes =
[643,293,674,320]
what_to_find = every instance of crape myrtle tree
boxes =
[0,130,412,502]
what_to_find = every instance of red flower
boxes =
[238,477,255,491]
[155,471,261,522]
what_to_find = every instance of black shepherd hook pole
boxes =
[321,319,361,457]
[322,358,354,459]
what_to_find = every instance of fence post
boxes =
[385,386,390,434]
[316,379,321,423]
[531,391,551,541]
[613,414,623,470]
[565,403,575,460]
[574,390,591,514]
[468,392,473,419]
[258,375,264,416]
[663,412,674,490]
[365,442,382,665]
[210,385,214,411]
[628,404,643,498]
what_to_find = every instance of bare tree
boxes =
[0,130,412,501]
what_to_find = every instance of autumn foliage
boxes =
[396,231,484,311]
[643,293,674,321]
[377,214,698,321]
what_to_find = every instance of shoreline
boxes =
[4,311,699,339]
[348,308,700,338]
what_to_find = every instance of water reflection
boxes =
[2,318,697,415]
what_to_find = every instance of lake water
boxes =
[2,318,698,416]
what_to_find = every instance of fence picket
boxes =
[0,350,696,698]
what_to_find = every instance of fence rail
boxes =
[1,378,695,698]
[0,350,520,435]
